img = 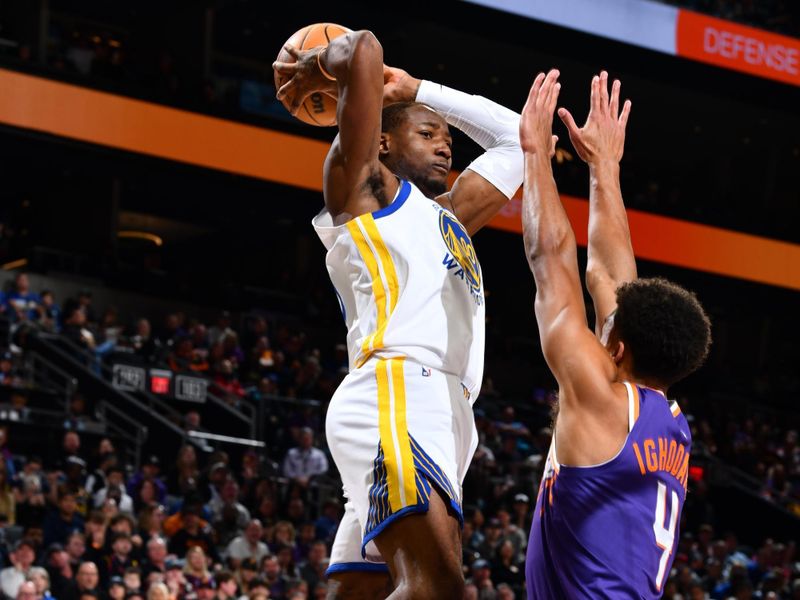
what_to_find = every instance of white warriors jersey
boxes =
[312,179,486,399]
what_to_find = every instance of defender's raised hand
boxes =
[558,71,631,165]
[520,69,560,158]
[382,65,421,105]
[272,43,338,115]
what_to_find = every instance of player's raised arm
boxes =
[520,70,615,394]
[273,31,386,218]
[382,65,524,236]
[558,71,635,337]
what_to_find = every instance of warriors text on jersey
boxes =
[526,383,692,599]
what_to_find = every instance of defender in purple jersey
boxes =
[518,70,712,599]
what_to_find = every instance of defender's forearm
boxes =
[586,161,636,289]
[523,152,576,269]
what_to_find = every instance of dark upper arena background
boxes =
[0,1,798,598]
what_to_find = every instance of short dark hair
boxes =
[215,570,235,585]
[381,102,437,135]
[381,102,415,134]
[614,278,711,387]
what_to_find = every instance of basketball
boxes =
[274,23,351,126]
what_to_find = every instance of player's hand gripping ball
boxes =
[273,22,351,126]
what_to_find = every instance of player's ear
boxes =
[610,340,625,365]
[379,133,390,156]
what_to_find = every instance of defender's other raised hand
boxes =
[558,71,632,165]
[382,65,421,105]
[520,69,560,158]
[272,43,338,116]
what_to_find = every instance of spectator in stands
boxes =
[281,427,328,490]
[158,313,186,348]
[196,578,216,600]
[43,543,72,598]
[4,273,41,324]
[233,558,258,597]
[107,576,126,600]
[137,503,166,546]
[166,446,199,499]
[140,535,167,581]
[60,304,96,352]
[163,559,190,600]
[510,493,532,534]
[85,452,117,500]
[13,458,47,529]
[167,503,220,563]
[100,307,123,346]
[129,318,158,362]
[284,497,307,529]
[60,561,100,600]
[212,359,246,403]
[13,581,36,600]
[225,518,267,570]
[55,456,90,518]
[298,541,327,593]
[495,583,514,600]
[168,336,204,373]
[92,466,134,515]
[466,558,496,600]
[210,478,249,543]
[83,511,107,561]
[495,508,526,561]
[76,290,97,327]
[147,581,169,600]
[0,538,36,598]
[0,458,15,525]
[183,546,213,590]
[479,517,504,562]
[491,540,524,592]
[126,455,167,510]
[245,576,270,600]
[208,312,233,348]
[64,532,87,571]
[43,487,84,547]
[38,290,61,333]
[100,532,139,585]
[214,570,237,600]
[313,499,340,546]
[200,458,231,506]
[0,352,21,387]
[27,566,53,600]
[259,555,286,599]
[190,323,210,357]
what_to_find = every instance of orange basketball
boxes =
[274,23,351,127]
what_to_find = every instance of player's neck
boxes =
[617,366,667,397]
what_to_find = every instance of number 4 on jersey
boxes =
[653,481,679,591]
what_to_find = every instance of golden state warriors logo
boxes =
[439,211,481,296]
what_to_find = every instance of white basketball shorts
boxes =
[324,355,478,575]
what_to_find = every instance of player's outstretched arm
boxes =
[521,70,615,397]
[558,71,635,337]
[383,65,525,236]
[274,31,385,218]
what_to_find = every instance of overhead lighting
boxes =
[2,258,28,270]
[117,231,163,246]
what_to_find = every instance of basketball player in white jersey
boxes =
[273,30,540,598]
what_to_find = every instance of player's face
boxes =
[390,106,452,198]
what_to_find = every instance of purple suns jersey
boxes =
[526,382,692,599]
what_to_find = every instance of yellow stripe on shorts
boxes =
[376,357,417,512]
